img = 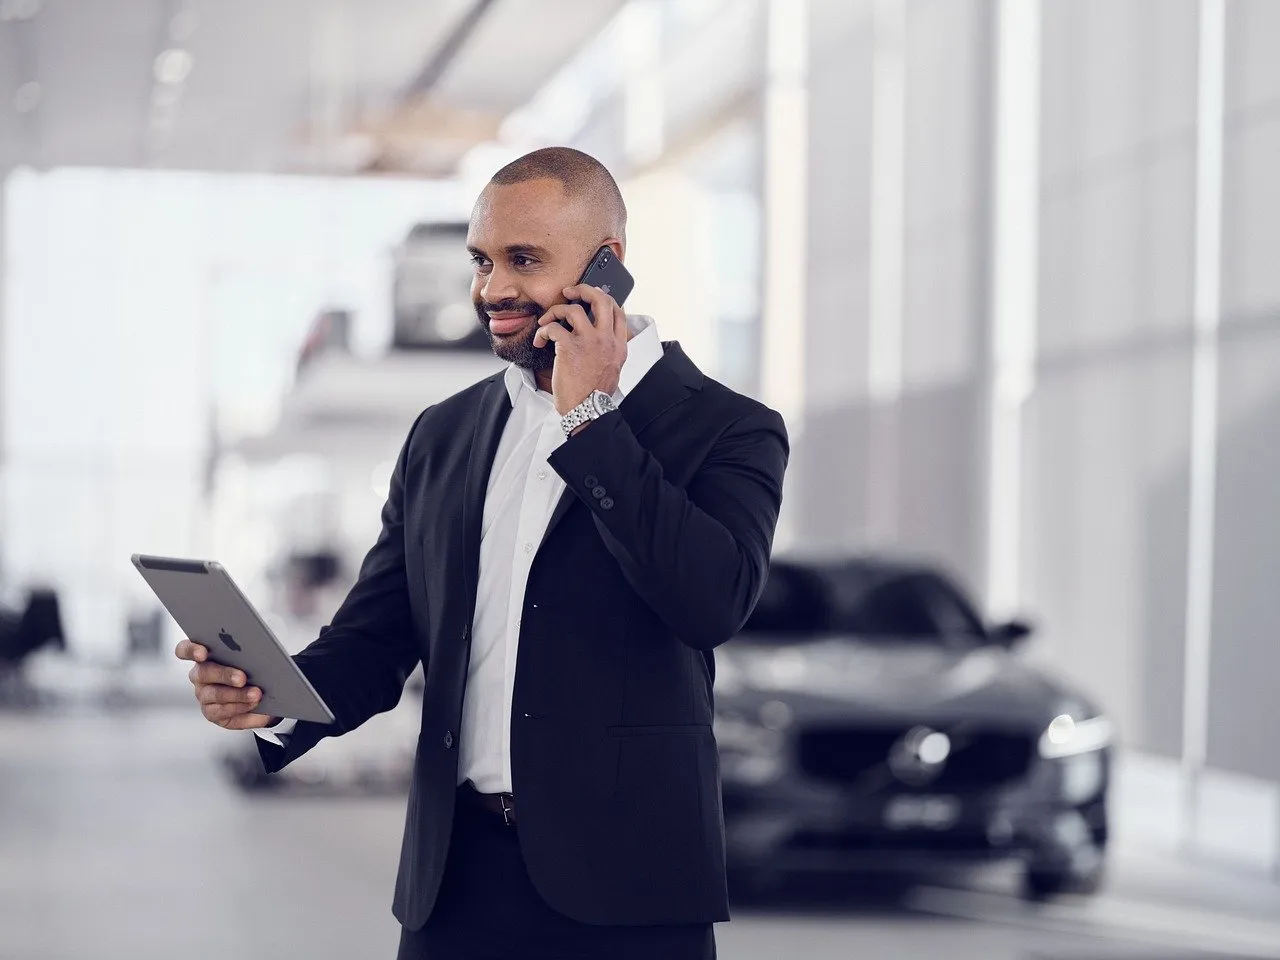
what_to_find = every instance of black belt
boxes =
[459,781,517,825]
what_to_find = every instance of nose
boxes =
[480,263,518,305]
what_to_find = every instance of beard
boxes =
[474,297,556,371]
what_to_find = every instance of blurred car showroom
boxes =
[3,1,1280,958]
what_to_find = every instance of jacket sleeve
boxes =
[255,407,430,773]
[546,404,789,651]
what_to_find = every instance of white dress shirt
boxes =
[458,313,662,793]
[258,315,664,796]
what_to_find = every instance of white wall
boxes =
[1,167,467,658]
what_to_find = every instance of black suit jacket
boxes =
[256,341,789,929]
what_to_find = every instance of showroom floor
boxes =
[4,690,1280,959]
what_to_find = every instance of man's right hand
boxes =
[175,639,279,730]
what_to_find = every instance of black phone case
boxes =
[560,247,634,329]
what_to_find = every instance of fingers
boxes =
[203,699,271,727]
[533,303,590,347]
[532,321,565,350]
[539,301,591,328]
[174,639,208,663]
[533,285,623,349]
[199,687,263,724]
[220,711,276,731]
[176,637,273,730]
[563,283,618,326]
[197,683,261,707]
[187,661,248,688]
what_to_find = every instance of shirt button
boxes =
[523,542,533,554]
[536,469,548,481]
[443,731,454,749]
[516,617,522,627]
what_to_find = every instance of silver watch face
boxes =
[592,390,616,415]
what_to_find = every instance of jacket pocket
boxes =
[607,723,712,737]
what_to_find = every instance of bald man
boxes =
[178,147,790,959]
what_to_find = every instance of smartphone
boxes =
[558,246,634,329]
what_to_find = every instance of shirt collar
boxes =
[502,314,663,406]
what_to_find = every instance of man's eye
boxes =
[469,255,490,270]
[512,255,537,268]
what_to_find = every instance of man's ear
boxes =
[603,238,625,262]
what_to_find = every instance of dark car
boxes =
[716,556,1112,900]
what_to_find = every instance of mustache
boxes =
[479,298,544,317]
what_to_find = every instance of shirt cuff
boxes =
[253,718,298,748]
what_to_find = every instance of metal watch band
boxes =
[560,391,614,437]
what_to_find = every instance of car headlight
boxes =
[1038,713,1113,759]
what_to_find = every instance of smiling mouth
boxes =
[488,313,534,335]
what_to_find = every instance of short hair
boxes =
[489,147,627,242]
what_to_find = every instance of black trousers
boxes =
[396,789,716,960]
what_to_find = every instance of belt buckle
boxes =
[498,793,515,826]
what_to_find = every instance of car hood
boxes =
[717,636,1080,729]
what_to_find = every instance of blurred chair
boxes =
[0,587,66,662]
[0,586,67,706]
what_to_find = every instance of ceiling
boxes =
[0,0,625,177]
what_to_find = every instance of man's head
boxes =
[467,147,627,370]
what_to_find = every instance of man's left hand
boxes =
[532,283,628,416]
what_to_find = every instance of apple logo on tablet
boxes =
[218,628,242,652]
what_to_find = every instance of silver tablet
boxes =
[131,553,336,724]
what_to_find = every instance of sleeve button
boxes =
[600,497,615,510]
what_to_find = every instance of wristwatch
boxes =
[560,389,617,437]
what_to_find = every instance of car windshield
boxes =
[743,562,988,649]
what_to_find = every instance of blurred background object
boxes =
[391,221,486,350]
[0,583,65,705]
[4,1,1280,958]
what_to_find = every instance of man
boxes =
[177,147,790,959]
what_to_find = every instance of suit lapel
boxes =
[461,375,514,602]
[537,341,704,551]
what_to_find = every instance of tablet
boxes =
[131,553,336,724]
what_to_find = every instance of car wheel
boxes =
[1021,859,1105,901]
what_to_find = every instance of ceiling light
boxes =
[153,48,194,85]
[13,81,40,113]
